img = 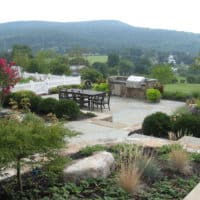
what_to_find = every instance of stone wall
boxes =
[126,88,145,99]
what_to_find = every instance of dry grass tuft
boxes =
[118,145,142,194]
[169,149,191,174]
[119,163,141,194]
[118,144,160,194]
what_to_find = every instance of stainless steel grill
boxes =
[126,75,146,88]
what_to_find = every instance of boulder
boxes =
[63,151,115,182]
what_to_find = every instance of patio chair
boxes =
[81,95,92,109]
[59,90,73,100]
[72,91,81,103]
[65,91,73,100]
[71,92,90,109]
[92,91,111,111]
[59,90,67,99]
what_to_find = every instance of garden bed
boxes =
[1,144,200,200]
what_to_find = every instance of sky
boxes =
[1,0,200,33]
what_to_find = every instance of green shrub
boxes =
[142,112,171,138]
[186,75,200,84]
[175,91,190,101]
[80,67,103,83]
[146,88,161,102]
[172,78,178,83]
[187,75,197,83]
[29,95,43,113]
[48,84,82,94]
[162,91,190,101]
[192,91,200,98]
[93,83,109,92]
[55,99,80,119]
[38,98,58,114]
[48,87,59,94]
[172,114,200,138]
[3,91,46,114]
[3,90,36,108]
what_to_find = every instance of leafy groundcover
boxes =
[0,144,200,200]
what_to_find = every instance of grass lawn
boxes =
[84,55,107,64]
[165,83,200,95]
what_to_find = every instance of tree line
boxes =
[1,44,200,85]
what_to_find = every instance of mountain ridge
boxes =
[0,20,200,54]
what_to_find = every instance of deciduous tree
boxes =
[119,59,134,75]
[151,64,175,84]
[80,67,103,83]
[107,53,119,67]
[12,45,32,69]
[0,113,71,192]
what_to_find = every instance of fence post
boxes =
[30,80,34,92]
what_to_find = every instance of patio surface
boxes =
[61,96,185,147]
[109,97,184,125]
[45,94,184,127]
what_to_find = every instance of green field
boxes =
[165,83,200,95]
[84,55,108,64]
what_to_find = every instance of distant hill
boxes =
[0,20,200,54]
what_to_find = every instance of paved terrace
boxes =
[43,95,185,150]
[64,96,184,144]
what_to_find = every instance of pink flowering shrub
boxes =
[0,58,20,104]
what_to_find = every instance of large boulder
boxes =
[63,151,115,182]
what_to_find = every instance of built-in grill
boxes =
[126,75,146,88]
[108,75,158,99]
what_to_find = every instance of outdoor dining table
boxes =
[64,89,106,110]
